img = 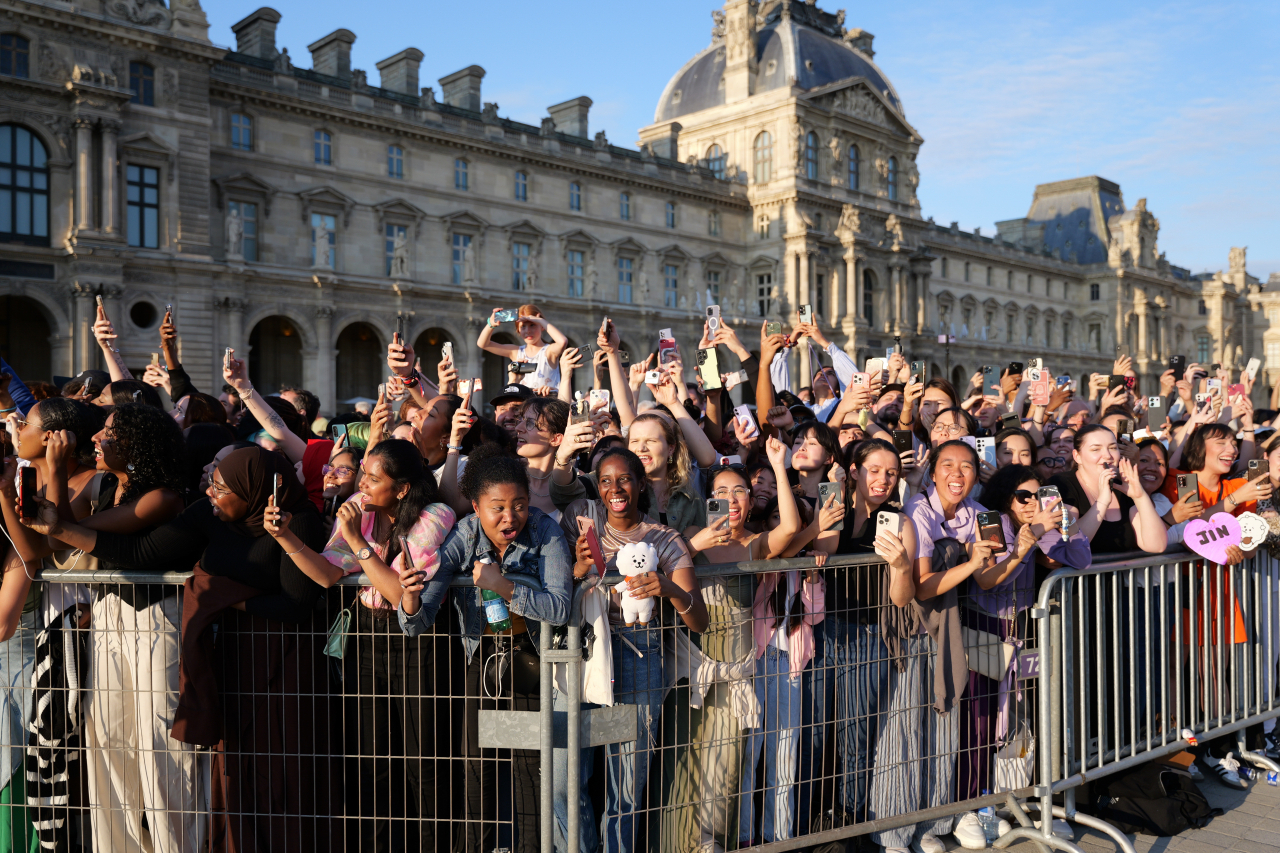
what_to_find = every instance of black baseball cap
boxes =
[490,383,535,407]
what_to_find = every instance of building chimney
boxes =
[438,66,486,112]
[308,29,356,81]
[547,96,592,139]
[640,121,681,160]
[230,7,282,60]
[844,28,875,58]
[376,48,424,95]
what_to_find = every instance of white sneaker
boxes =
[1201,751,1248,790]
[915,833,946,853]
[953,813,988,849]
[996,818,1012,837]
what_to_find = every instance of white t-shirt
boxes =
[515,345,560,391]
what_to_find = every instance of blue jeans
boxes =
[0,614,35,789]
[802,619,890,825]
[739,646,802,843]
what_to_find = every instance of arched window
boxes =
[514,170,528,201]
[886,156,898,201]
[706,144,725,180]
[848,144,859,190]
[753,131,772,184]
[0,124,49,245]
[804,131,818,180]
[665,201,676,229]
[619,192,631,221]
[454,158,468,190]
[569,182,581,211]
[129,61,155,106]
[0,34,30,78]
[862,270,875,324]
[314,130,331,165]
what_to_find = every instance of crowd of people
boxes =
[0,298,1275,853]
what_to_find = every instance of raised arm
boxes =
[649,371,717,468]
[93,302,134,382]
[223,350,308,464]
[761,436,803,557]
[477,308,522,358]
[597,319,636,427]
[537,316,570,365]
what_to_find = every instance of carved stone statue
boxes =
[711,9,726,40]
[526,251,539,291]
[540,116,556,136]
[835,204,861,240]
[226,207,244,258]
[588,264,599,296]
[1229,246,1247,274]
[885,214,906,250]
[274,47,292,73]
[312,219,332,268]
[792,118,806,167]
[594,130,609,150]
[1107,237,1123,267]
[481,102,500,125]
[462,244,477,284]
[641,274,651,303]
[389,231,409,278]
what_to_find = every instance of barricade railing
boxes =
[1,546,1276,853]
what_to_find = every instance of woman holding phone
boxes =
[264,438,456,852]
[803,439,918,832]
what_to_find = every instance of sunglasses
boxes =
[1038,456,1067,469]
[1012,489,1037,503]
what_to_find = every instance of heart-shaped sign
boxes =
[1184,512,1243,564]
[1237,512,1269,552]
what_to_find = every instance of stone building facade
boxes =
[0,0,1266,412]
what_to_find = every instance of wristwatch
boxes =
[354,547,373,561]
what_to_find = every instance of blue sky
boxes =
[206,0,1280,280]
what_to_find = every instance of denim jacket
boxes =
[399,507,573,662]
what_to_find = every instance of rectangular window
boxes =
[617,257,633,303]
[567,249,584,297]
[451,233,472,285]
[512,242,530,291]
[310,212,336,268]
[940,258,948,279]
[314,130,331,165]
[1198,299,1208,315]
[663,264,679,308]
[569,182,581,211]
[816,274,825,317]
[126,164,160,248]
[706,270,721,305]
[129,62,154,106]
[963,262,970,283]
[385,223,406,275]
[0,34,30,79]
[229,200,257,262]
[985,267,992,287]
[515,171,528,202]
[455,159,468,190]
[1197,336,1211,364]
[1062,322,1070,350]
[231,113,253,151]
[620,193,631,221]
[665,202,676,229]
[1007,270,1013,290]
[756,273,773,317]
[0,124,49,243]
[1089,283,1100,301]
[387,145,403,179]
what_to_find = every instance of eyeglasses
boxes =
[1013,489,1037,503]
[208,480,232,498]
[711,487,751,499]
[1038,456,1067,469]
[517,418,544,433]
[322,464,357,478]
[932,423,966,437]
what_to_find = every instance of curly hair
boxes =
[629,411,693,497]
[108,404,187,506]
[459,443,529,502]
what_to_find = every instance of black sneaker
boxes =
[1265,728,1280,760]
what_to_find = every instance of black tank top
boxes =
[828,502,901,624]
[93,473,173,609]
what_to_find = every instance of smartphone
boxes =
[1249,459,1270,481]
[817,482,844,531]
[457,379,472,397]
[617,350,631,368]
[719,455,742,466]
[588,389,611,410]
[164,303,172,317]
[18,467,36,520]
[472,378,483,393]
[910,360,926,383]
[999,412,1019,431]
[975,436,997,467]
[981,365,1001,398]
[645,369,663,385]
[494,308,518,323]
[442,341,454,363]
[1118,419,1134,442]
[150,352,160,367]
[733,404,758,437]
[570,399,591,425]
[798,303,814,325]
[1116,343,1130,358]
[329,422,347,443]
[395,313,407,345]
[891,429,913,454]
[573,345,593,362]
[1029,372,1051,407]
[1108,374,1129,391]
[1176,472,1199,503]
[697,347,722,391]
[508,362,538,375]
[1194,392,1208,404]
[850,372,869,387]
[706,498,731,531]
[1028,357,1044,371]
[765,321,782,337]
[658,336,678,366]
[1227,383,1245,399]
[95,294,104,311]
[271,473,282,507]
[1056,374,1073,388]
[1206,378,1222,395]
[706,304,722,332]
[223,347,232,370]
[576,516,607,575]
[977,510,1006,551]
[1246,357,1261,381]
[723,370,749,390]
[1147,396,1166,426]
[400,536,415,571]
[1210,363,1221,373]
[1169,355,1187,377]
[875,510,902,539]
[1036,485,1061,514]
[866,358,887,385]
[1007,362,1025,376]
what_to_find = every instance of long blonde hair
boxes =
[630,411,693,496]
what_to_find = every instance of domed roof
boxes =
[654,4,903,124]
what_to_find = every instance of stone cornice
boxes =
[3,0,227,64]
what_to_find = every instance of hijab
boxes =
[217,446,311,536]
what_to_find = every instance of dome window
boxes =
[706,144,726,180]
[671,90,682,105]
[804,60,814,71]
[765,60,777,75]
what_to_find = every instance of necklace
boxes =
[527,468,552,481]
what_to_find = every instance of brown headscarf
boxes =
[216,446,310,537]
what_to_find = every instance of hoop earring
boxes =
[126,463,135,473]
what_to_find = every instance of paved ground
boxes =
[994,771,1280,853]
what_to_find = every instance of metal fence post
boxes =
[540,620,554,853]
[566,594,584,853]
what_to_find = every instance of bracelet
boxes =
[0,407,15,414]
[674,591,694,616]
[284,545,305,556]
[239,382,254,395]
[447,444,464,452]
[403,373,420,389]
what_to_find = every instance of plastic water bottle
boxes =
[478,556,512,631]
[978,790,999,842]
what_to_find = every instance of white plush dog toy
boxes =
[614,541,659,626]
